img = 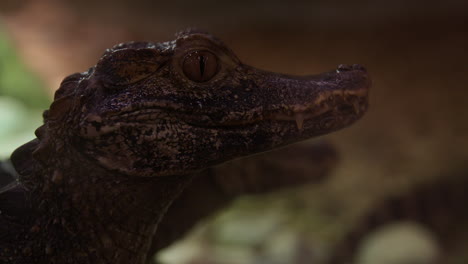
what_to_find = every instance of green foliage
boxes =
[0,26,51,158]
[0,28,50,108]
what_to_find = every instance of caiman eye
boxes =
[182,50,218,82]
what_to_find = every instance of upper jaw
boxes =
[256,63,369,128]
[203,64,370,130]
[268,93,368,131]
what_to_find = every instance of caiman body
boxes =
[0,31,369,264]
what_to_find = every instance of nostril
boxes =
[337,64,352,71]
[352,64,367,72]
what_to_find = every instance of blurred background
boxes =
[0,0,467,263]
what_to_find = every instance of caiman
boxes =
[0,30,370,264]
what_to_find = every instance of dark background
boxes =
[0,0,467,263]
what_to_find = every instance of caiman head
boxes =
[36,31,370,177]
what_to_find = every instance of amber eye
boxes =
[182,50,218,82]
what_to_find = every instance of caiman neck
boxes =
[10,139,193,264]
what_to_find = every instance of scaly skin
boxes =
[0,30,369,264]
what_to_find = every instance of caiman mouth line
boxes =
[93,88,367,133]
[266,91,368,131]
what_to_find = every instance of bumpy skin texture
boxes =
[0,31,369,264]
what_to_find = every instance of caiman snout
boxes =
[251,62,370,133]
[337,64,367,72]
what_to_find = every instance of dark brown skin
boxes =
[0,30,369,264]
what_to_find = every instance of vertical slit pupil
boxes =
[183,50,218,82]
[199,55,206,77]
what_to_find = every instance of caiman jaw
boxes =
[269,86,369,132]
[261,63,369,133]
[203,63,370,133]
